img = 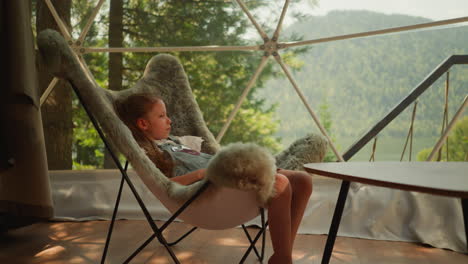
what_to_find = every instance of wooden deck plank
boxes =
[0,220,466,264]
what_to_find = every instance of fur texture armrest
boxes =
[275,133,328,171]
[206,142,276,207]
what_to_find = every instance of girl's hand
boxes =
[196,169,206,180]
[170,169,206,185]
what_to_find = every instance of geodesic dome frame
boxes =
[40,0,468,161]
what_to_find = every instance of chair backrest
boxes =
[114,54,220,154]
[37,29,261,229]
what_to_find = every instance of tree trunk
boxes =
[36,0,73,170]
[104,0,124,168]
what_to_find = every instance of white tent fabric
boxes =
[50,169,466,253]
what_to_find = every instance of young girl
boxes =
[116,93,313,264]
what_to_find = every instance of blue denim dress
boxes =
[156,137,212,177]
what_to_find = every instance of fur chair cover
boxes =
[37,29,327,209]
[206,143,277,206]
[276,133,328,170]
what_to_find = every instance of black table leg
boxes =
[462,198,468,252]
[322,180,351,264]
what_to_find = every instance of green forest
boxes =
[34,1,467,168]
[34,0,313,169]
[71,0,285,167]
[256,10,468,160]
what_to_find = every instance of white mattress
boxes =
[49,169,467,253]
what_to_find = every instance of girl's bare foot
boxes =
[268,253,292,264]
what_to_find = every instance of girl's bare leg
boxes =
[279,169,313,247]
[268,174,293,264]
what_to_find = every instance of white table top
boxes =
[304,162,468,198]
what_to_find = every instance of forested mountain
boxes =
[256,10,468,150]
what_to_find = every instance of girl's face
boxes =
[137,100,172,140]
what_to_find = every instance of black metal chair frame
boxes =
[68,80,269,264]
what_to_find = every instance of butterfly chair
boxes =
[37,29,328,264]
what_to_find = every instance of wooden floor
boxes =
[0,220,466,264]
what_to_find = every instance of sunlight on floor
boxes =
[177,251,195,260]
[34,245,66,257]
[216,237,247,246]
[4,221,466,264]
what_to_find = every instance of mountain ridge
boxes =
[257,10,468,147]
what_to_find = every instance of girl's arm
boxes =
[170,169,206,185]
